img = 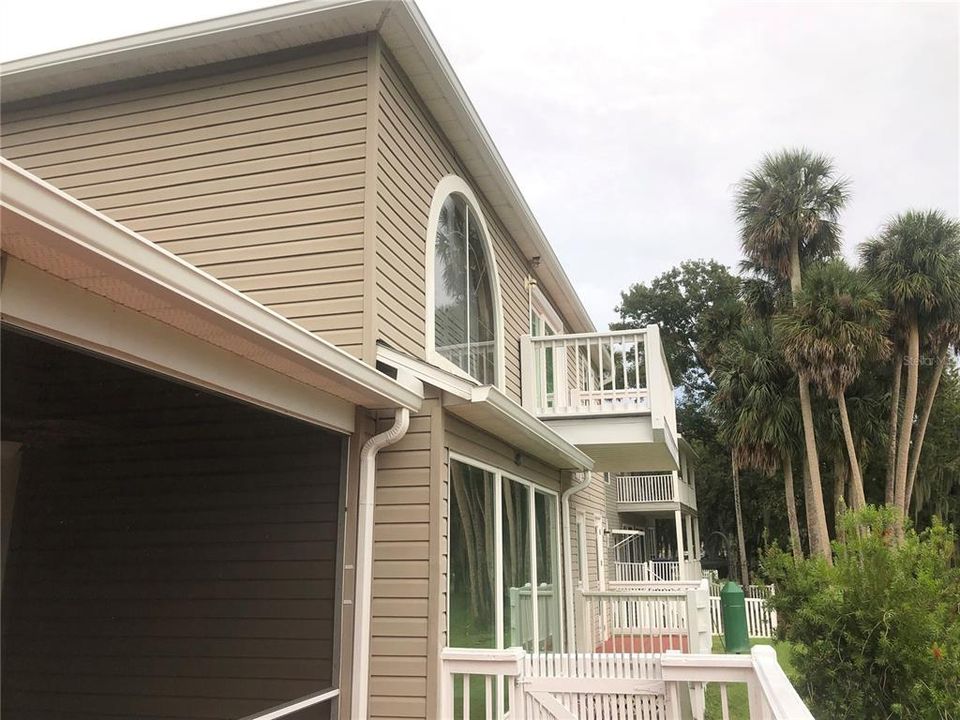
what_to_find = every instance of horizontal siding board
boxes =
[0,39,367,130]
[70,137,364,201]
[3,79,367,159]
[93,156,366,211]
[53,129,366,190]
[1,44,370,356]
[5,95,367,167]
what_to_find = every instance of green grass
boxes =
[704,638,797,720]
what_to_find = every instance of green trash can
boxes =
[720,581,751,653]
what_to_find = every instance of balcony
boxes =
[520,326,678,472]
[617,473,698,511]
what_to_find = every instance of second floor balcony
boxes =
[520,325,678,472]
[617,472,698,511]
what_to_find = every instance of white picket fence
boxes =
[709,584,778,638]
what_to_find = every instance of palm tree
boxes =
[774,260,891,510]
[713,322,804,564]
[905,321,960,511]
[735,149,849,559]
[860,210,960,522]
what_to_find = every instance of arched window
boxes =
[426,177,503,386]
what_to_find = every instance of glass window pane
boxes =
[448,459,497,650]
[501,478,533,651]
[467,207,496,384]
[535,492,562,651]
[435,196,468,370]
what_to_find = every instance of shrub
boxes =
[762,506,960,720]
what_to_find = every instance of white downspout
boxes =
[351,408,410,720]
[561,470,593,650]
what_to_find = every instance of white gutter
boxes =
[351,408,410,720]
[561,470,594,650]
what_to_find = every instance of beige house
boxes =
[0,2,809,719]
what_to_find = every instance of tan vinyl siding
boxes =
[0,38,370,358]
[373,49,532,402]
[567,472,610,591]
[368,393,443,720]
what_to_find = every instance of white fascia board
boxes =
[2,259,357,434]
[464,386,594,471]
[376,345,474,400]
[376,346,591,470]
[0,158,422,413]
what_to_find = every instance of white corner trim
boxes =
[424,174,506,391]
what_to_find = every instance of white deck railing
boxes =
[618,473,675,503]
[613,560,702,583]
[520,326,676,431]
[575,582,712,656]
[439,645,812,720]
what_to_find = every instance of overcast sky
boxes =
[3,1,958,327]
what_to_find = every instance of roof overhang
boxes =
[378,346,593,472]
[0,0,595,335]
[0,158,423,429]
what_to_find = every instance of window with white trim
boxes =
[433,194,497,383]
[447,457,562,655]
[427,176,503,387]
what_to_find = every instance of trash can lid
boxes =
[720,581,745,597]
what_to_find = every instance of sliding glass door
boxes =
[447,456,563,653]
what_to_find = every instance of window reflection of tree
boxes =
[434,193,496,384]
[449,461,495,645]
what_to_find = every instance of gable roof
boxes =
[0,0,596,334]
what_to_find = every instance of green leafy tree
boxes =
[735,148,850,560]
[763,507,960,720]
[614,259,742,396]
[774,260,892,510]
[860,210,960,524]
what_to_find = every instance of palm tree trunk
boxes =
[798,376,831,560]
[837,394,866,510]
[789,240,831,561]
[895,319,920,521]
[503,482,518,587]
[833,449,848,520]
[782,451,803,561]
[885,354,903,506]
[905,348,948,512]
[731,453,749,586]
[452,470,480,618]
